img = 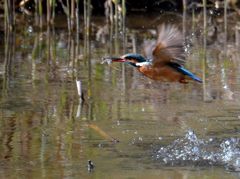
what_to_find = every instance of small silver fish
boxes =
[101,57,113,65]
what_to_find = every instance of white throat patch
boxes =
[135,62,151,67]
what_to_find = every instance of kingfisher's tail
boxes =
[177,66,202,83]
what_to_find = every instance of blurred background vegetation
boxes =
[1,0,240,30]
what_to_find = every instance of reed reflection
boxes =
[1,3,240,177]
[3,117,15,160]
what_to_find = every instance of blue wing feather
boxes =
[177,66,202,83]
[168,63,202,83]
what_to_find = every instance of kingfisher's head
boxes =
[107,53,147,67]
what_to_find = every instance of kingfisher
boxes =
[103,24,202,83]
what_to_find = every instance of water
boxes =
[155,130,240,171]
[0,13,240,178]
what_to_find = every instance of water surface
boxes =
[0,13,240,178]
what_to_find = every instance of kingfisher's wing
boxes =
[152,24,185,67]
[142,39,156,59]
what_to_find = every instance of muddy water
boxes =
[0,13,240,178]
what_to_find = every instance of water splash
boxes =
[154,130,240,171]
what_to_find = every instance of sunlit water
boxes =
[0,13,240,178]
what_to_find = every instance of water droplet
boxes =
[163,158,168,163]
[98,143,103,148]
[28,26,33,33]
[117,120,120,126]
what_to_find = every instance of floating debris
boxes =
[76,80,82,97]
[87,160,94,172]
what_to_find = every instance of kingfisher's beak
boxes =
[109,57,126,62]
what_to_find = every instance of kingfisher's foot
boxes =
[179,79,188,84]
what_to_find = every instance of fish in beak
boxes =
[101,57,126,64]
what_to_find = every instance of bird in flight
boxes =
[102,24,202,83]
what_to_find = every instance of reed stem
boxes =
[202,0,207,101]
[224,0,228,53]
[71,0,75,30]
[39,0,43,28]
[4,0,14,31]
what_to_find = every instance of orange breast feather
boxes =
[138,65,185,82]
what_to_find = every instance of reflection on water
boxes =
[0,12,240,178]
